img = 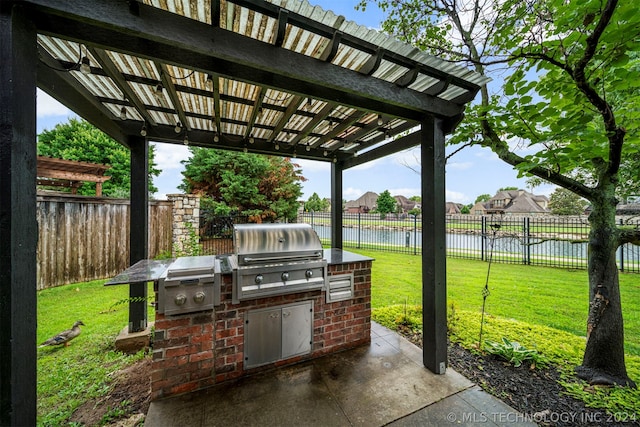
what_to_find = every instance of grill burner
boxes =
[158,255,219,316]
[231,223,327,302]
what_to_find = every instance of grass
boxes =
[37,280,154,426]
[36,250,640,422]
[358,248,640,416]
[358,249,640,356]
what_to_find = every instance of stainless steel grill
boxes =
[231,223,327,302]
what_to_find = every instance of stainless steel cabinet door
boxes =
[244,307,281,368]
[282,301,312,359]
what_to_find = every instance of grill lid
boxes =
[165,255,216,280]
[233,224,323,264]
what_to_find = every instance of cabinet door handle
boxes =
[282,311,290,318]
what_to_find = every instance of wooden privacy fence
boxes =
[36,194,172,289]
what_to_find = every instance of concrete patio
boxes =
[145,322,537,426]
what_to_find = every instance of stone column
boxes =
[168,194,200,256]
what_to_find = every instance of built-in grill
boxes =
[231,223,327,302]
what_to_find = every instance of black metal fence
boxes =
[199,213,250,255]
[298,211,640,274]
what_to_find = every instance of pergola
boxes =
[0,0,487,424]
[37,156,112,196]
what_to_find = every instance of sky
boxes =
[35,0,555,205]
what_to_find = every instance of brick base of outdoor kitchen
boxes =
[151,251,372,400]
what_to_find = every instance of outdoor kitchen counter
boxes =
[323,248,374,265]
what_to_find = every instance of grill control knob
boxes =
[255,274,263,284]
[174,294,187,306]
[281,271,289,281]
[193,291,206,303]
[305,269,313,279]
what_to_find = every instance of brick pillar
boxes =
[168,194,200,256]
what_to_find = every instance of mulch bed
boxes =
[397,326,639,427]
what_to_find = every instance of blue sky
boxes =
[35,0,554,205]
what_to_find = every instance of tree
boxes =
[474,194,491,204]
[498,187,519,192]
[304,192,330,212]
[38,118,160,196]
[179,148,305,222]
[409,195,422,202]
[376,190,398,218]
[363,0,640,386]
[549,188,589,215]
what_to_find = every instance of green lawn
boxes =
[36,251,640,423]
[37,280,154,426]
[360,249,640,355]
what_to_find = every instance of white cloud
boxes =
[343,187,364,200]
[447,161,473,171]
[296,159,330,173]
[446,189,468,203]
[37,89,70,117]
[152,143,191,170]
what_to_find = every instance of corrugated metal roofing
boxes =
[34,0,489,162]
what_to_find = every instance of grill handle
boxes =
[241,253,322,263]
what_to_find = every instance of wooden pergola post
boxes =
[421,116,448,374]
[128,135,149,332]
[0,4,38,425]
[330,161,343,249]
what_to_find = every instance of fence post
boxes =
[619,218,625,272]
[523,217,531,265]
[357,212,361,249]
[481,216,487,261]
[414,214,418,255]
[311,210,314,227]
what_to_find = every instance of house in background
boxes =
[445,202,463,214]
[470,189,550,215]
[344,191,378,213]
[395,195,421,214]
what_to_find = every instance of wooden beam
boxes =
[243,86,266,139]
[268,95,303,143]
[319,30,341,62]
[37,48,130,147]
[0,5,38,425]
[36,168,112,182]
[342,130,421,170]
[28,0,466,120]
[310,110,366,149]
[89,47,157,126]
[343,120,417,154]
[274,9,288,47]
[290,102,336,145]
[157,62,191,132]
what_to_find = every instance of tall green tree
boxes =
[179,148,305,222]
[363,0,640,386]
[304,192,329,212]
[38,118,159,196]
[376,190,398,218]
[549,188,589,215]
